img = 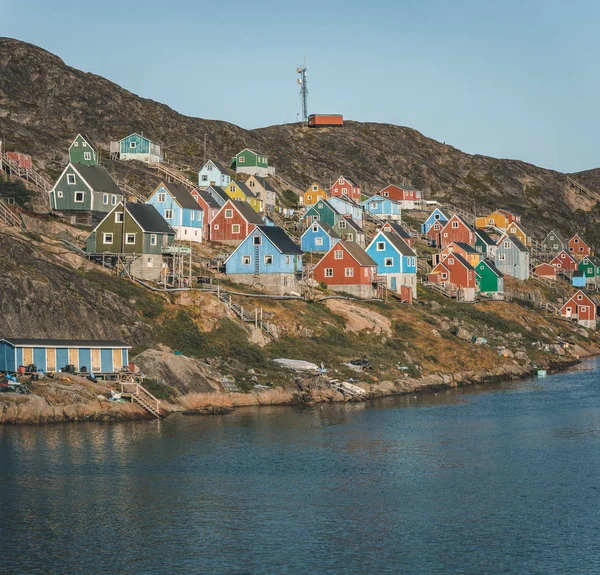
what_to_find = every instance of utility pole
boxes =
[203,134,207,166]
[296,58,308,125]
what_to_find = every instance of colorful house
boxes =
[0,338,131,374]
[381,221,413,248]
[210,199,264,245]
[366,230,418,297]
[550,250,578,273]
[334,216,366,249]
[578,255,600,285]
[421,207,448,234]
[300,183,328,206]
[146,182,204,243]
[474,228,497,258]
[198,159,231,188]
[202,185,230,208]
[560,290,597,329]
[223,180,262,212]
[85,202,175,281]
[495,234,530,280]
[301,221,340,253]
[313,241,378,299]
[377,184,422,210]
[505,221,532,247]
[475,259,504,294]
[116,133,162,163]
[362,195,402,221]
[224,226,302,295]
[541,230,566,254]
[190,189,221,232]
[246,176,277,212]
[50,163,124,218]
[427,252,477,302]
[426,219,446,247]
[433,242,481,268]
[231,148,274,177]
[475,209,520,231]
[437,215,475,249]
[329,176,361,203]
[572,271,587,288]
[568,234,592,259]
[302,199,340,228]
[329,195,363,223]
[534,263,557,281]
[69,134,98,166]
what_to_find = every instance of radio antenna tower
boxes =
[296,58,308,125]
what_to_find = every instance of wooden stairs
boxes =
[217,291,274,338]
[148,161,196,190]
[119,381,162,419]
[0,201,24,228]
[0,152,53,195]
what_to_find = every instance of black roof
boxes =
[381,230,416,257]
[234,180,257,198]
[74,164,122,195]
[474,228,495,245]
[450,252,475,270]
[453,241,479,254]
[207,159,229,174]
[342,241,377,267]
[208,186,230,203]
[127,202,174,234]
[229,200,264,224]
[344,217,364,233]
[317,221,340,238]
[479,258,503,277]
[79,134,98,153]
[503,234,528,252]
[1,338,130,348]
[259,225,303,254]
[163,182,199,210]
[195,189,220,210]
[383,221,411,240]
[253,176,275,191]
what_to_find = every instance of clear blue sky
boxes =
[1,0,598,172]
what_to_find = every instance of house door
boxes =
[390,277,397,291]
[113,349,123,371]
[565,307,572,318]
[91,349,102,372]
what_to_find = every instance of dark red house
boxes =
[210,199,263,245]
[329,176,361,203]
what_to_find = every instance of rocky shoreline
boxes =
[0,355,585,425]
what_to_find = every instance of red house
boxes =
[560,290,597,329]
[496,209,521,225]
[329,176,361,203]
[426,220,446,246]
[191,188,221,240]
[550,250,578,273]
[567,234,592,259]
[313,241,377,298]
[534,263,557,280]
[437,215,475,249]
[427,252,476,301]
[210,199,263,245]
[377,184,422,209]
[381,221,413,248]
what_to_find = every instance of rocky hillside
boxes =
[1,37,599,240]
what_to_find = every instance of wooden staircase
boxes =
[217,291,274,338]
[0,151,53,195]
[148,161,196,190]
[566,176,599,202]
[0,201,24,228]
[117,180,147,202]
[119,381,162,419]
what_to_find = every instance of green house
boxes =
[231,148,273,177]
[578,256,600,283]
[302,199,340,228]
[474,228,496,258]
[68,134,98,166]
[475,259,504,293]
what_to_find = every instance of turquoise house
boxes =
[366,230,418,297]
[329,196,363,223]
[116,133,162,163]
[0,338,131,374]
[301,221,340,253]
[302,199,340,228]
[198,159,231,188]
[421,207,448,233]
[225,225,303,295]
[362,195,402,221]
[146,182,204,243]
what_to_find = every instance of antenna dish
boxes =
[296,67,302,73]
[297,78,302,85]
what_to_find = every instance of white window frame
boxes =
[103,193,109,205]
[315,237,323,246]
[103,233,113,245]
[125,233,136,245]
[111,195,117,206]
[253,236,262,246]
[74,191,85,203]
[264,255,273,265]
[67,174,76,185]
[384,257,394,267]
[376,242,385,251]
[130,141,137,149]
[325,268,333,277]
[57,191,63,198]
[345,267,354,277]
[147,257,153,268]
[452,221,459,228]
[150,234,157,246]
[499,254,506,261]
[157,193,166,202]
[115,212,124,223]
[334,250,343,260]
[82,141,87,148]
[242,255,251,265]
[84,152,91,161]
[191,211,195,221]
[164,209,173,220]
[232,224,241,234]
[238,156,245,163]
[73,142,79,147]
[225,209,233,219]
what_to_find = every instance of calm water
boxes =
[2,361,600,575]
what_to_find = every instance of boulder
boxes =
[452,327,472,341]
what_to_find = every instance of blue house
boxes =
[198,159,231,188]
[329,195,363,223]
[0,338,131,374]
[366,230,418,297]
[421,207,448,234]
[146,181,204,243]
[114,133,162,163]
[572,271,587,288]
[301,221,340,253]
[203,185,230,208]
[362,195,402,221]
[225,225,303,295]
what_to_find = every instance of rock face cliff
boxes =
[1,37,598,239]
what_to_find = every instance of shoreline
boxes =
[0,355,588,426]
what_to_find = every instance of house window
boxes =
[130,141,137,149]
[67,174,76,185]
[57,191,63,198]
[441,272,448,279]
[318,203,323,208]
[264,255,273,265]
[452,221,459,228]
[580,247,584,252]
[315,237,323,246]
[150,234,157,246]
[125,233,136,244]
[384,257,393,267]
[165,209,173,219]
[499,254,506,261]
[371,202,378,209]
[103,194,109,205]
[147,257,153,268]
[111,195,117,205]
[201,175,208,182]
[434,214,440,220]
[82,141,87,147]
[191,211,195,221]
[232,224,241,234]
[504,241,510,249]
[339,178,345,184]
[225,209,233,219]
[197,211,201,221]
[577,294,583,300]
[575,238,579,243]
[213,224,220,230]
[230,185,237,193]
[338,221,346,229]
[73,142,78,147]
[411,257,416,266]
[103,233,113,244]
[345,267,354,277]
[115,212,124,223]
[383,192,389,197]
[325,268,333,277]
[249,180,254,187]
[312,185,318,191]
[312,224,318,232]
[342,187,348,194]
[589,268,593,274]
[376,242,385,251]
[74,191,84,203]
[157,193,166,202]
[253,236,262,246]
[84,152,91,161]
[448,258,454,265]
[238,156,245,163]
[581,306,587,312]
[286,256,290,264]
[242,256,251,265]
[334,250,343,260]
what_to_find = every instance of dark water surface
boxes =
[2,360,600,575]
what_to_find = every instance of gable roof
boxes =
[127,202,174,234]
[307,198,341,216]
[474,228,495,246]
[583,255,600,266]
[444,213,472,229]
[232,180,257,198]
[341,241,377,267]
[544,229,566,243]
[304,220,340,239]
[383,221,411,240]
[194,189,220,210]
[70,133,98,153]
[207,185,230,203]
[569,234,590,245]
[452,241,479,254]
[236,148,266,159]
[219,199,264,224]
[252,176,275,192]
[426,207,448,221]
[478,258,503,277]
[342,217,364,233]
[162,182,200,210]
[204,159,229,174]
[331,194,359,206]
[335,175,359,188]
[0,338,130,348]
[257,225,302,255]
[375,230,416,257]
[71,164,122,195]
[498,233,528,252]
[553,249,577,262]
[448,251,475,270]
[120,132,152,143]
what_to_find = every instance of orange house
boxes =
[428,252,477,302]
[301,183,328,207]
[475,209,520,231]
[433,242,481,267]
[568,235,592,259]
[560,290,597,329]
[550,250,578,272]
[437,215,475,249]
[426,220,446,247]
[329,176,361,203]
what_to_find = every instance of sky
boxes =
[1,0,599,172]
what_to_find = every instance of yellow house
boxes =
[301,183,328,207]
[505,221,531,246]
[224,180,263,213]
[475,210,511,231]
